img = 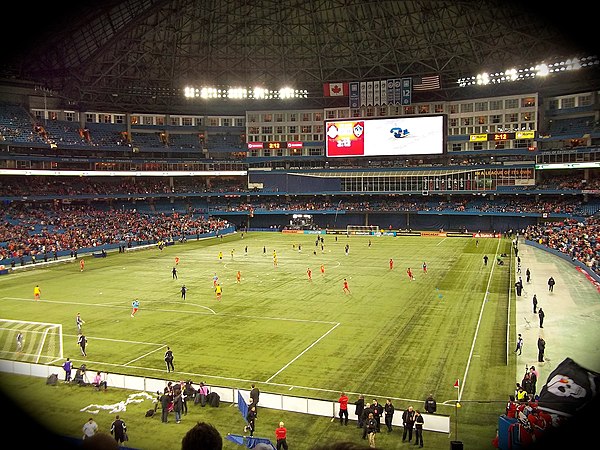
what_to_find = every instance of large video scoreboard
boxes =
[325,115,445,158]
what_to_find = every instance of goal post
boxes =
[0,319,63,364]
[346,225,380,236]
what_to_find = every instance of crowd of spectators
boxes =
[524,217,600,276]
[0,204,232,263]
[205,197,599,217]
[2,173,598,199]
[0,177,248,197]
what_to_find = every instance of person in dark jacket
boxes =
[424,393,437,414]
[160,388,172,423]
[354,395,365,428]
[384,399,395,432]
[402,405,416,442]
[538,336,546,362]
[414,410,424,447]
[110,415,127,444]
[183,381,196,413]
[366,413,377,447]
[371,399,384,433]
[521,372,534,397]
[361,403,374,439]
[164,347,175,372]
[245,406,257,437]
[250,383,260,415]
[173,384,183,423]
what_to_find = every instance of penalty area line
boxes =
[265,322,340,383]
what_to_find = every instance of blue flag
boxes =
[238,391,249,422]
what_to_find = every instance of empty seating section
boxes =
[131,131,165,148]
[168,133,201,149]
[41,120,88,146]
[0,103,45,144]
[85,123,128,147]
[544,116,597,137]
[206,132,243,151]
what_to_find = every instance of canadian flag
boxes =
[323,82,349,97]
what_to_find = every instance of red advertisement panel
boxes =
[325,121,365,157]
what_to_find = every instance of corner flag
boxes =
[454,379,460,389]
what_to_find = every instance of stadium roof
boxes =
[3,0,598,114]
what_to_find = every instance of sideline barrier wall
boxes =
[0,360,450,433]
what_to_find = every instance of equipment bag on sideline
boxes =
[209,392,220,407]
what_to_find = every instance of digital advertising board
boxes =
[325,115,445,158]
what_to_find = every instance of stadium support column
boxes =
[365,213,369,227]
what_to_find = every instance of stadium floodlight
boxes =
[228,87,248,99]
[535,64,550,77]
[184,85,307,100]
[279,87,295,99]
[457,55,598,87]
[183,86,196,98]
[253,87,267,99]
[476,73,490,85]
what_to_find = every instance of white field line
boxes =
[457,237,501,401]
[125,344,168,366]
[2,297,340,326]
[265,322,341,383]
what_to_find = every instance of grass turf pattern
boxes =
[0,232,516,449]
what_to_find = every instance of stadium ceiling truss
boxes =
[7,0,595,114]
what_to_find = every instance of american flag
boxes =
[413,75,441,91]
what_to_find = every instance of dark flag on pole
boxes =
[537,357,600,416]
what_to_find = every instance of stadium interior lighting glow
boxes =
[457,55,598,87]
[183,85,309,100]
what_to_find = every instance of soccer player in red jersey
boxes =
[407,268,414,280]
[236,270,241,283]
[307,267,312,281]
[343,278,350,294]
[389,258,394,270]
[320,264,325,275]
[422,261,428,273]
[80,259,85,272]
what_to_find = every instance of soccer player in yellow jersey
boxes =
[33,285,41,301]
[215,283,222,301]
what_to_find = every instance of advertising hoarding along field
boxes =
[325,115,445,157]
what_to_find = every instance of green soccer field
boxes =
[0,231,517,449]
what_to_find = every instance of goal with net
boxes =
[346,225,380,236]
[0,319,63,364]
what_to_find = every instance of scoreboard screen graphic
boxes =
[325,115,445,157]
